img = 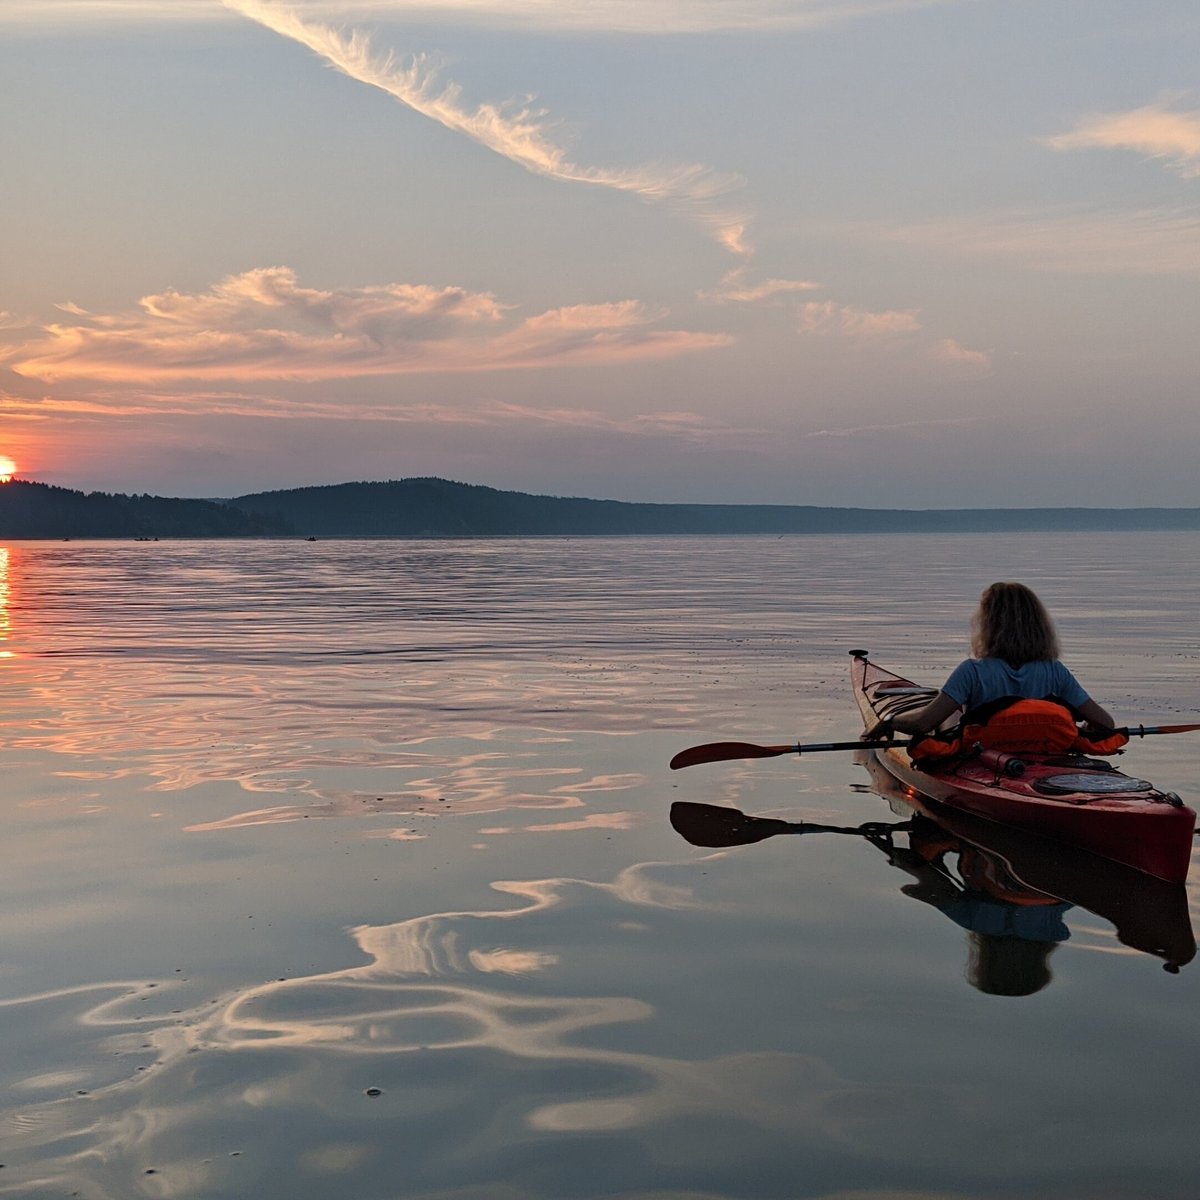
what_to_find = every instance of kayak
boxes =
[851,650,1197,883]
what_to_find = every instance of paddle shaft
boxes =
[670,722,1200,770]
[670,738,902,770]
[791,738,898,753]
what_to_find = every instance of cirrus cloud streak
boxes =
[4,267,731,384]
[222,0,751,252]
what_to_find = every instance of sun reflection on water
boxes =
[0,547,14,658]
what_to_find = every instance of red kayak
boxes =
[852,651,1197,883]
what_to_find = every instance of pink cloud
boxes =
[1045,102,1200,179]
[798,300,921,338]
[4,268,731,384]
[701,269,822,305]
[930,337,991,370]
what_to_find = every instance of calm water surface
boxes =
[0,534,1197,1199]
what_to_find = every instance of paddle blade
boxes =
[1117,722,1200,738]
[670,801,796,847]
[669,741,794,770]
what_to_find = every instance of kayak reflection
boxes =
[670,756,1195,996]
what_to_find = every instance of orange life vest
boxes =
[909,698,1129,764]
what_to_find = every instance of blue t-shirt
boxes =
[941,657,1090,713]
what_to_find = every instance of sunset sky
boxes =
[2,1,1198,506]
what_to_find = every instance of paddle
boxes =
[670,738,903,770]
[670,722,1200,770]
[669,800,910,848]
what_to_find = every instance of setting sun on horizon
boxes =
[0,458,15,483]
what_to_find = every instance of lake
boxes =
[0,533,1197,1199]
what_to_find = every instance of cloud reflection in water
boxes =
[0,858,956,1199]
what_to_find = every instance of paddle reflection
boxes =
[670,752,1196,996]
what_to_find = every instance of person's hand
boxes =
[863,719,894,742]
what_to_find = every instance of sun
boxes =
[0,458,16,483]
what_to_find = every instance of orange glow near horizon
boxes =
[0,457,15,483]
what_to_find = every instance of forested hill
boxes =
[1,477,1198,538]
[228,478,1200,536]
[0,481,287,538]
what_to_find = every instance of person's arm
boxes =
[1055,663,1116,729]
[865,691,962,741]
[1051,662,1113,724]
[1077,696,1116,730]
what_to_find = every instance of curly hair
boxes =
[971,582,1060,666]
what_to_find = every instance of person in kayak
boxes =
[864,581,1116,741]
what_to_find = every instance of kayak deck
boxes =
[851,652,1197,883]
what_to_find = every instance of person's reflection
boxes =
[670,799,1194,994]
[872,816,1068,996]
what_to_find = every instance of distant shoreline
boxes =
[19,530,1200,544]
[2,477,1198,539]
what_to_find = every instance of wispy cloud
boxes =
[840,206,1200,278]
[805,414,986,438]
[793,300,989,370]
[485,402,749,442]
[0,389,492,424]
[1045,101,1200,179]
[797,300,921,338]
[222,0,751,252]
[0,390,743,445]
[930,337,991,370]
[2,267,731,384]
[700,268,822,305]
[1,1,959,33]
